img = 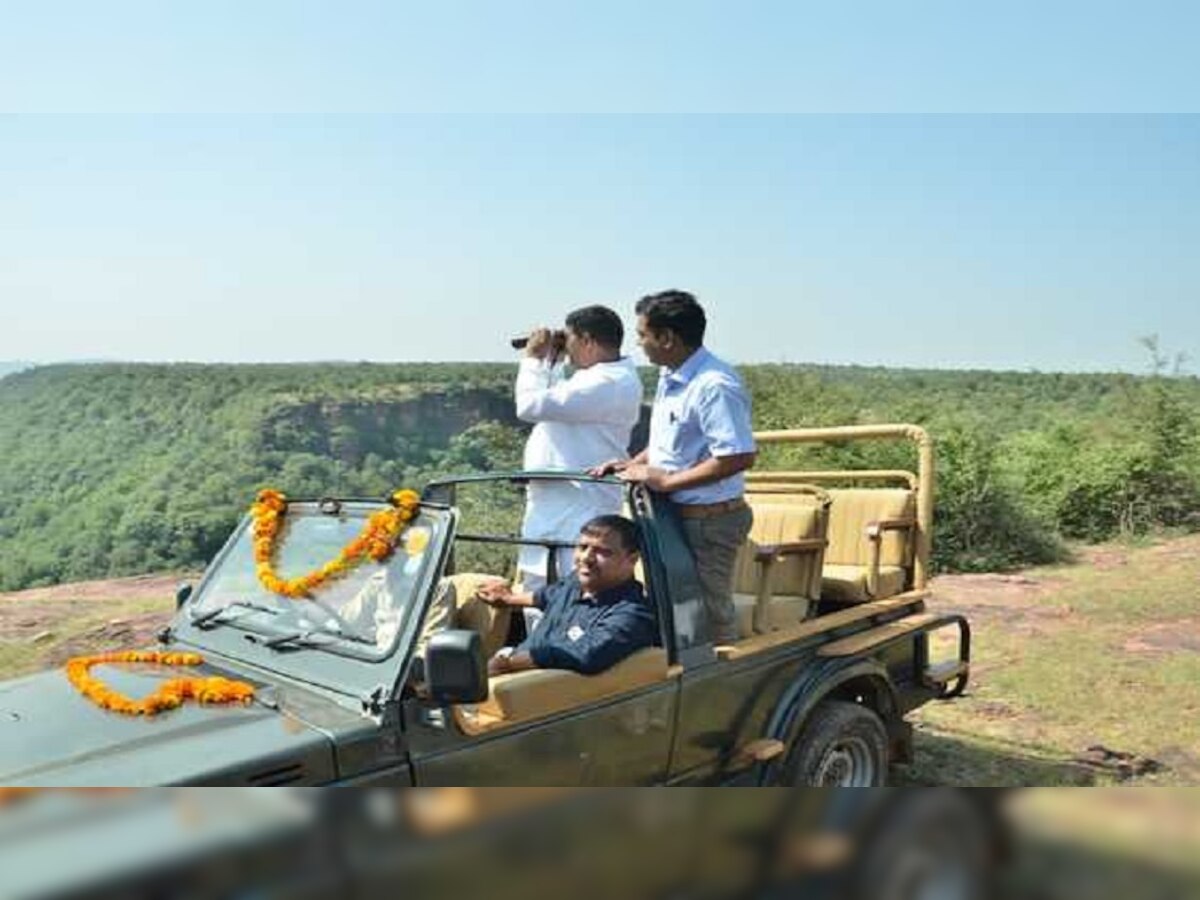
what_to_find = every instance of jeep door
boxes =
[404,671,678,785]
[403,480,679,786]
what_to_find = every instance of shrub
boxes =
[1003,350,1200,542]
[933,423,1064,572]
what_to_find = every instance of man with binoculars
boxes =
[512,305,643,599]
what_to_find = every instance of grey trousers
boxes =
[680,503,754,645]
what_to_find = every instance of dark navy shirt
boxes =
[517,574,659,675]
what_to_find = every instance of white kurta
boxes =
[515,355,643,582]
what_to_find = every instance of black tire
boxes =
[788,700,889,787]
[845,789,996,900]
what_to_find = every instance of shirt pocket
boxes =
[672,401,705,456]
[650,396,679,441]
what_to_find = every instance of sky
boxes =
[2,3,1199,373]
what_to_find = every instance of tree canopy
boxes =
[1,359,1197,590]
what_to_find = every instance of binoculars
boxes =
[511,330,567,351]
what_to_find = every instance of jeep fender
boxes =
[756,656,901,786]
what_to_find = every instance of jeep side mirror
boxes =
[425,629,487,704]
[175,583,193,609]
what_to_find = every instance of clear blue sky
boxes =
[2,4,1198,372]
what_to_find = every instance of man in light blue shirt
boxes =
[592,290,756,644]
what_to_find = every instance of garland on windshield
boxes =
[65,650,255,716]
[251,488,422,599]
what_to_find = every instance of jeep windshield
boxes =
[186,500,447,659]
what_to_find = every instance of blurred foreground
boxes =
[0,788,1196,900]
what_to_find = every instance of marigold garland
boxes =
[251,488,421,599]
[65,650,255,717]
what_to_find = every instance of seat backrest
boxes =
[733,500,826,601]
[633,557,646,588]
[824,488,914,566]
[620,496,647,590]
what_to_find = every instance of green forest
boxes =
[1,353,1198,591]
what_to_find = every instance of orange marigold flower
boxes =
[249,486,418,599]
[64,651,255,717]
[391,488,420,509]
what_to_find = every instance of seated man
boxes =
[478,515,659,677]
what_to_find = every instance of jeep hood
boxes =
[0,665,338,786]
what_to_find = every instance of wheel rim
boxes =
[814,735,878,786]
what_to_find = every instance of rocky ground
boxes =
[908,534,1200,786]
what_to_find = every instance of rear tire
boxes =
[788,701,888,787]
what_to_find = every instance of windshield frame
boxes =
[171,501,455,702]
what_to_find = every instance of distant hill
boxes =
[0,361,32,380]
[0,360,1197,591]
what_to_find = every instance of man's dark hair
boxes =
[634,290,706,347]
[565,305,624,350]
[579,514,640,553]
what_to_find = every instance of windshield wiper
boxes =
[191,601,280,629]
[252,627,375,651]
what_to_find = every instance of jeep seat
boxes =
[453,646,670,735]
[730,500,827,639]
[821,488,915,603]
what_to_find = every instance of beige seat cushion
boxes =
[724,501,826,643]
[732,593,810,639]
[454,646,669,734]
[821,564,907,604]
[733,501,825,601]
[824,488,914,567]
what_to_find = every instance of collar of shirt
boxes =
[596,356,633,371]
[536,355,633,378]
[662,346,712,388]
[576,579,643,606]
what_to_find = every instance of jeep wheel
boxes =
[789,701,888,787]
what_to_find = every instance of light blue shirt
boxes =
[647,347,756,505]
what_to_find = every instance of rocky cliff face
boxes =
[260,386,651,465]
[259,387,524,464]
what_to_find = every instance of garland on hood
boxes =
[65,650,255,716]
[251,488,421,599]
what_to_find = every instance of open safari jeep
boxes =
[0,425,969,786]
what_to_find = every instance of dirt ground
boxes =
[2,537,1198,786]
[0,573,190,676]
[908,534,1200,786]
